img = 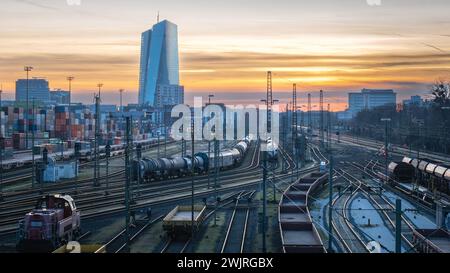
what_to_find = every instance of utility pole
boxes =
[214,136,219,226]
[267,71,273,133]
[119,89,124,135]
[327,104,331,151]
[24,66,33,149]
[105,142,111,196]
[136,143,142,196]
[320,90,324,148]
[67,76,74,142]
[0,86,3,201]
[327,153,333,252]
[282,104,288,173]
[207,139,211,188]
[191,118,195,238]
[395,199,402,253]
[182,137,186,157]
[307,93,312,132]
[207,93,214,189]
[31,98,36,190]
[262,150,267,253]
[93,94,101,187]
[164,125,167,157]
[292,84,297,163]
[74,142,80,195]
[97,83,103,99]
[300,106,305,128]
[124,117,131,251]
[157,129,160,158]
[381,118,391,184]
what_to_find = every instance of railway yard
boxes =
[0,133,449,254]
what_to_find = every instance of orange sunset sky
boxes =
[1,0,450,111]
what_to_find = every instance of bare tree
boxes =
[431,79,450,106]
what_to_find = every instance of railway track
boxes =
[0,141,274,234]
[0,141,249,223]
[220,191,256,253]
[329,170,369,253]
[336,135,450,164]
[332,171,368,253]
[0,141,185,197]
[159,191,249,254]
[338,168,417,253]
[103,215,164,253]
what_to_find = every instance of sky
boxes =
[1,0,450,111]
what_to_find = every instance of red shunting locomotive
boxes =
[17,194,81,252]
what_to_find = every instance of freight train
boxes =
[77,138,162,161]
[17,194,81,252]
[132,137,252,182]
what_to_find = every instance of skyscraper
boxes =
[138,20,184,108]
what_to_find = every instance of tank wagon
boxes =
[133,137,251,182]
[388,161,415,182]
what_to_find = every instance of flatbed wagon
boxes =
[163,205,206,237]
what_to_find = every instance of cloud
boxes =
[13,0,59,11]
[421,43,447,53]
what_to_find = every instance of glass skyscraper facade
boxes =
[138,20,183,107]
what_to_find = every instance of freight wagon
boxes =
[163,205,206,237]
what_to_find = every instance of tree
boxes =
[431,79,450,106]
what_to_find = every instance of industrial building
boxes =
[346,88,397,117]
[15,78,50,103]
[50,89,70,104]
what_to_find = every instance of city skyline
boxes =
[1,0,450,110]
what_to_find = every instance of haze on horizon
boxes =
[1,0,450,111]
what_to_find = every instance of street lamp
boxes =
[24,66,33,149]
[208,94,214,105]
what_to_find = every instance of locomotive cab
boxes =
[17,194,81,252]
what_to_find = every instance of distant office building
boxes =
[403,95,423,107]
[15,78,50,102]
[348,88,396,116]
[336,111,353,120]
[138,20,184,108]
[155,84,184,108]
[50,89,70,104]
[88,104,118,113]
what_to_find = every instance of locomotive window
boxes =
[64,202,72,218]
[36,199,47,209]
[30,221,43,228]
